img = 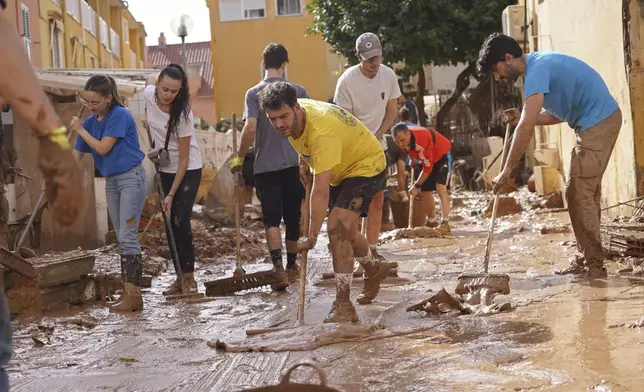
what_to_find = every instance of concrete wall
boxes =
[527,0,636,216]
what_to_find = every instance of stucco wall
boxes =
[529,0,636,215]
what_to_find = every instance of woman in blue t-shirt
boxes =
[70,75,147,312]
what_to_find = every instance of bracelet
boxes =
[168,194,174,198]
[43,126,71,150]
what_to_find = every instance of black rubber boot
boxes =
[107,254,126,305]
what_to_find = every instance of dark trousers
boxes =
[160,168,202,273]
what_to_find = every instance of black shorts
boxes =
[329,170,387,217]
[254,166,304,242]
[242,154,255,188]
[415,154,449,192]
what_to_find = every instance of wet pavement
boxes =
[7,192,644,391]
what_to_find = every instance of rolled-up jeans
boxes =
[105,163,147,255]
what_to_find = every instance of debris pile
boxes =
[380,226,447,242]
[406,288,513,317]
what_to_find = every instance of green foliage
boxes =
[307,0,515,71]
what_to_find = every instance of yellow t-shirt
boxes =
[289,99,386,186]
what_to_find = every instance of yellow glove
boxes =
[229,155,243,172]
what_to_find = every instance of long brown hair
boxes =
[84,74,124,110]
[155,63,191,134]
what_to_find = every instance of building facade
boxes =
[205,0,344,122]
[37,0,147,69]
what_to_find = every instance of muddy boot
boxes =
[110,282,143,312]
[110,254,143,312]
[162,278,182,296]
[425,220,439,228]
[107,255,126,305]
[181,272,198,293]
[370,246,386,261]
[555,255,585,276]
[286,264,300,283]
[437,220,451,234]
[324,300,359,323]
[270,265,289,292]
[356,261,399,305]
[584,264,608,280]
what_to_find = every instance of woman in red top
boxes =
[393,122,452,232]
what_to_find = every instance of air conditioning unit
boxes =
[502,5,525,42]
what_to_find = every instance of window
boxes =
[276,0,301,16]
[50,20,65,68]
[219,0,266,22]
[244,8,265,18]
[122,19,129,43]
[66,0,81,22]
[21,5,31,61]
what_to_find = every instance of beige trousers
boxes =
[566,108,622,268]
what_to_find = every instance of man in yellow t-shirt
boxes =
[259,81,398,323]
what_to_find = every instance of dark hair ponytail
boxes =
[84,74,124,110]
[156,63,191,134]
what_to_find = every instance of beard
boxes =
[505,65,521,83]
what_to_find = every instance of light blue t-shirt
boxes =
[523,52,619,132]
[75,105,145,177]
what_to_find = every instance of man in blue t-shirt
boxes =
[477,33,622,280]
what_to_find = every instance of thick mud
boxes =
[7,190,644,391]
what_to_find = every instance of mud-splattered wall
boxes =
[526,0,637,216]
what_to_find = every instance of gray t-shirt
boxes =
[243,77,308,175]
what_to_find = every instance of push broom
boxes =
[455,123,512,304]
[203,113,279,296]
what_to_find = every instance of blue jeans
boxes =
[106,163,147,255]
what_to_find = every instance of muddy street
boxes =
[5,193,644,391]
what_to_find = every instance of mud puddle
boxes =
[8,193,644,391]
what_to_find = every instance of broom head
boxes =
[456,273,510,296]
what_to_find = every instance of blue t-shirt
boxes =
[74,105,145,177]
[523,52,619,132]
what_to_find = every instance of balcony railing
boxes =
[65,0,80,22]
[99,17,109,48]
[110,28,120,57]
[81,1,97,36]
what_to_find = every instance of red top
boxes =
[404,126,452,174]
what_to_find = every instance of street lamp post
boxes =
[170,14,194,71]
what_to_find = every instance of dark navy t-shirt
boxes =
[74,105,144,176]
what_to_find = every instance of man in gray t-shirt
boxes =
[233,43,308,288]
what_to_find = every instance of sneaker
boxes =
[286,265,300,282]
[270,265,289,292]
[585,266,608,280]
[162,278,181,296]
[356,261,399,305]
[323,300,359,323]
[426,220,439,228]
[370,246,387,261]
[437,221,451,234]
[182,272,198,293]
[555,257,585,276]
